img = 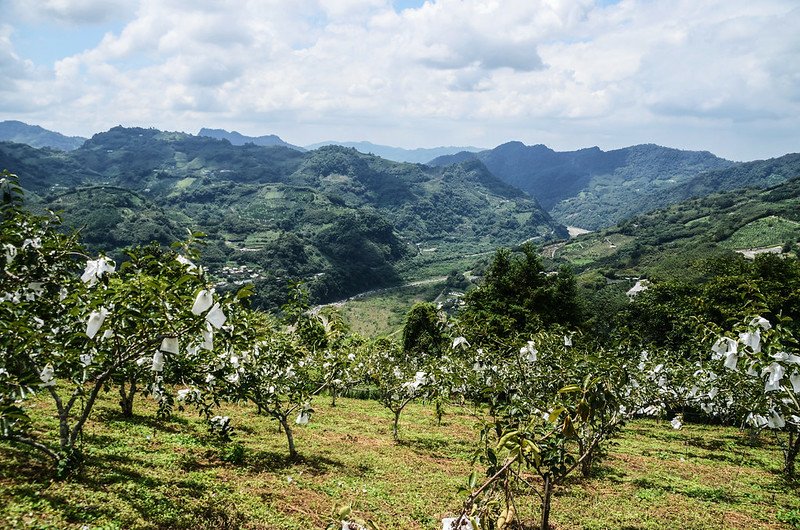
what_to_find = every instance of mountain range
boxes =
[305,140,484,164]
[2,120,799,311]
[0,126,562,307]
[194,130,484,163]
[430,142,738,229]
[197,128,305,151]
[553,166,800,277]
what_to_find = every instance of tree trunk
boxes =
[278,416,298,460]
[58,412,70,454]
[118,376,137,417]
[785,431,799,478]
[331,388,337,407]
[540,474,553,530]
[580,440,594,478]
[393,410,401,441]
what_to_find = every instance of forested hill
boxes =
[0,141,100,198]
[550,171,800,281]
[659,152,800,203]
[0,126,564,307]
[0,120,87,151]
[430,142,735,229]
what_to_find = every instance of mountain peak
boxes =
[197,128,304,151]
[305,140,484,163]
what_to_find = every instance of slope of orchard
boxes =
[1,393,797,530]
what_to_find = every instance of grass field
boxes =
[556,234,634,267]
[332,281,445,337]
[1,392,798,529]
[721,216,800,250]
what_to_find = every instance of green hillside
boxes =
[0,127,564,308]
[663,152,800,202]
[430,142,735,229]
[0,141,99,199]
[549,174,800,280]
[43,187,189,254]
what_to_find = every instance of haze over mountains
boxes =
[0,121,482,164]
[197,129,484,163]
[0,120,86,151]
[305,140,484,164]
[197,128,304,151]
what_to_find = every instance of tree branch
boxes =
[2,434,59,462]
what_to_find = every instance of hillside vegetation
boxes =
[2,393,795,530]
[0,127,564,307]
[430,141,734,229]
[3,165,800,530]
[550,174,800,279]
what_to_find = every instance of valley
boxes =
[2,120,799,326]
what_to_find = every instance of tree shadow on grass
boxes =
[0,441,54,480]
[583,463,626,483]
[396,434,472,458]
[247,449,345,476]
[3,435,241,529]
[94,407,189,432]
[632,476,738,504]
[0,445,177,527]
[683,436,730,452]
[4,473,105,526]
[82,451,163,489]
[80,450,225,528]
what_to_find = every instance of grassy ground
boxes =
[721,215,800,250]
[1,392,798,530]
[336,282,446,338]
[555,234,634,267]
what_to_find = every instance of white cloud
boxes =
[10,0,134,25]
[1,0,798,160]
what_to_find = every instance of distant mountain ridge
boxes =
[197,128,304,151]
[0,120,86,151]
[430,142,736,229]
[305,140,484,164]
[661,153,800,203]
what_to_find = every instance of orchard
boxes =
[1,169,798,529]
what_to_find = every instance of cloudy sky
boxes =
[1,0,798,160]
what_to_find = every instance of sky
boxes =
[1,0,799,161]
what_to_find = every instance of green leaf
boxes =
[496,429,519,449]
[487,446,497,467]
[547,407,565,423]
[236,283,255,300]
